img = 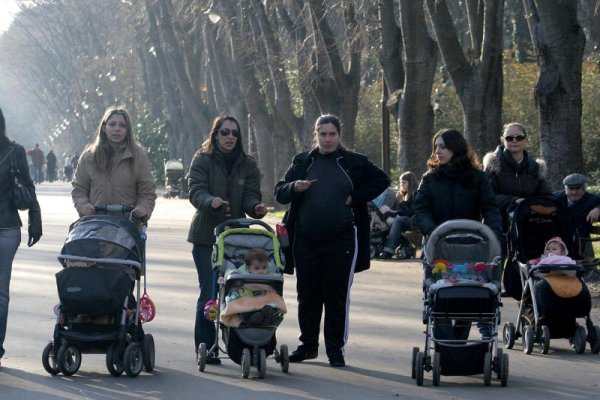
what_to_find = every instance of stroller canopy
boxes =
[424,219,501,264]
[59,215,143,267]
[510,196,580,262]
[165,159,184,172]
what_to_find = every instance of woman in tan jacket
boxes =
[72,106,156,220]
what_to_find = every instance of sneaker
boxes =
[379,251,393,260]
[328,352,345,367]
[289,345,318,363]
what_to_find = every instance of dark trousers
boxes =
[293,228,357,357]
[192,244,218,355]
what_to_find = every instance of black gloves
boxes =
[27,199,42,247]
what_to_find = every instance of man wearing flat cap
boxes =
[554,173,600,258]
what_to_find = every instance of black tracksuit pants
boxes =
[293,227,357,357]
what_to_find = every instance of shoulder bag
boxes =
[9,148,35,210]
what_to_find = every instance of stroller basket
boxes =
[56,266,134,315]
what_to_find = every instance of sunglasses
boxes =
[504,135,526,142]
[218,128,240,137]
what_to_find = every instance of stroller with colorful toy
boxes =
[41,205,155,377]
[196,218,290,379]
[412,219,508,386]
[501,196,600,355]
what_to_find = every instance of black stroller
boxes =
[502,197,600,354]
[413,219,508,387]
[163,159,187,199]
[197,218,289,379]
[41,205,155,377]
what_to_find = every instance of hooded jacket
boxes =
[483,145,551,230]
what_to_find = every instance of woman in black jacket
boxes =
[274,114,389,367]
[414,128,501,340]
[0,106,42,365]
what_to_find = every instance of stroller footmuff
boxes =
[42,206,155,378]
[502,197,600,355]
[413,219,509,387]
[196,218,290,379]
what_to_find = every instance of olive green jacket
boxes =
[187,150,263,245]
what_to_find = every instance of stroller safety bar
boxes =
[57,255,142,272]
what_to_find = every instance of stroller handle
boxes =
[214,218,275,236]
[95,204,133,213]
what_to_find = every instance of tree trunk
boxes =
[426,0,504,155]
[524,0,585,190]
[398,0,437,180]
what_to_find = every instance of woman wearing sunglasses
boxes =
[482,122,551,296]
[187,115,267,365]
[483,122,551,229]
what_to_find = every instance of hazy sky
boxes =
[0,0,20,34]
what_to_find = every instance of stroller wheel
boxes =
[590,326,600,354]
[197,343,207,372]
[106,344,124,376]
[432,352,441,386]
[124,342,143,377]
[57,343,81,376]
[573,324,586,354]
[500,353,509,387]
[142,334,155,372]
[494,348,503,379]
[483,352,492,386]
[280,344,289,373]
[42,341,60,375]
[241,348,251,379]
[522,325,534,354]
[257,348,267,379]
[415,352,424,386]
[539,325,550,354]
[411,347,419,379]
[502,322,516,349]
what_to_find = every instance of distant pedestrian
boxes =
[46,150,57,182]
[27,143,45,184]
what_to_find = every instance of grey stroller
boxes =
[412,219,508,387]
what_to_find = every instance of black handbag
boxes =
[9,149,35,210]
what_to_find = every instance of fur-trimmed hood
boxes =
[483,145,547,179]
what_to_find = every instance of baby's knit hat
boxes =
[544,236,568,255]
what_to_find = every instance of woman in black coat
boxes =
[413,128,501,340]
[274,114,389,367]
[0,107,42,365]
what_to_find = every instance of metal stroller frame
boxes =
[501,197,600,355]
[412,220,509,387]
[196,218,290,379]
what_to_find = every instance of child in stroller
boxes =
[42,205,155,378]
[196,218,290,379]
[412,219,508,387]
[502,197,600,355]
[221,248,287,328]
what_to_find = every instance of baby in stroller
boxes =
[42,205,155,378]
[413,219,508,387]
[502,197,600,355]
[221,248,287,328]
[197,218,290,379]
